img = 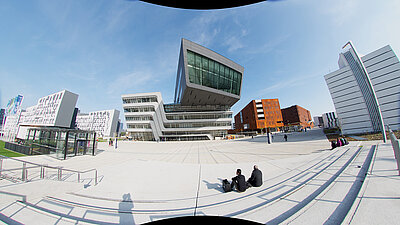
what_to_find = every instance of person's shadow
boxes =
[203,179,225,193]
[119,193,135,224]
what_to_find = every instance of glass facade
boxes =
[25,127,97,160]
[187,50,242,95]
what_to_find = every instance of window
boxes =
[187,50,242,95]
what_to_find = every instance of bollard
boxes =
[58,167,62,181]
[40,166,44,179]
[22,162,27,181]
[78,172,80,183]
[95,170,98,185]
[0,158,2,176]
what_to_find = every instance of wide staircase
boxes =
[1,141,398,224]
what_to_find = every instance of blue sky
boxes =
[1,0,400,127]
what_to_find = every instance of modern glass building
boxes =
[174,39,243,107]
[122,39,244,141]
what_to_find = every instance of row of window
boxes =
[127,124,151,129]
[166,113,232,120]
[164,121,231,129]
[124,106,155,113]
[126,115,153,121]
[163,130,227,136]
[122,96,158,104]
[187,50,241,95]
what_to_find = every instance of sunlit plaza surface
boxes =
[1,128,399,224]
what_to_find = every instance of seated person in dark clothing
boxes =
[247,165,263,187]
[231,169,247,192]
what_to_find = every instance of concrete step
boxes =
[196,145,362,223]
[284,145,373,224]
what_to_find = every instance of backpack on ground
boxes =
[222,179,232,192]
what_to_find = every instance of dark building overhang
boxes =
[174,38,244,107]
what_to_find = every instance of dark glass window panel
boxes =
[186,50,242,95]
[195,54,201,67]
[202,57,208,71]
[187,51,194,66]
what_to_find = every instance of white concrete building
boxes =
[322,112,338,129]
[325,43,400,135]
[75,109,120,137]
[122,92,232,141]
[7,90,79,140]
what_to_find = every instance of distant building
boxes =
[281,105,313,131]
[325,43,400,134]
[234,99,284,133]
[314,112,338,129]
[122,38,243,141]
[3,90,79,140]
[75,109,120,137]
[322,112,338,129]
[0,109,5,128]
[313,116,323,127]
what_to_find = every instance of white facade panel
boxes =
[380,102,400,112]
[375,86,400,99]
[336,102,367,113]
[76,109,120,137]
[373,77,400,91]
[384,117,400,126]
[365,57,399,73]
[378,94,399,105]
[370,70,400,86]
[341,114,371,123]
[328,80,358,93]
[333,92,363,104]
[330,86,362,99]
[368,63,400,79]
[334,97,365,109]
[361,45,392,62]
[341,121,373,130]
[324,68,350,82]
[342,127,374,135]
[326,75,355,88]
[336,106,369,118]
[363,52,394,67]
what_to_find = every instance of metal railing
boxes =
[387,125,400,175]
[0,155,98,185]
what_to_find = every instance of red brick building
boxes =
[281,105,313,131]
[234,99,284,133]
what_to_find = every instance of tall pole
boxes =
[343,41,386,143]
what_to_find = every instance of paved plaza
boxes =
[0,128,399,224]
